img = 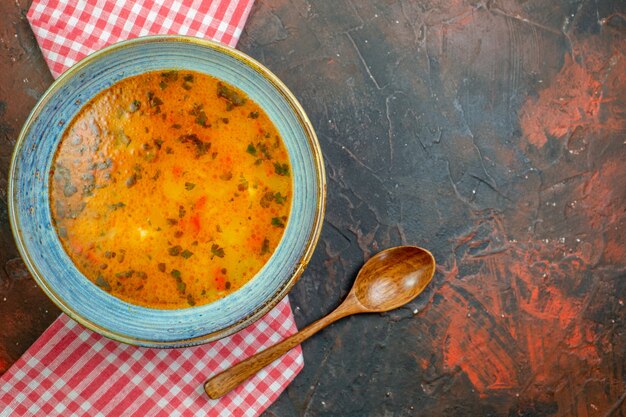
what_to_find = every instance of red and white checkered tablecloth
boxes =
[0,1,304,416]
[0,304,302,417]
[28,0,255,77]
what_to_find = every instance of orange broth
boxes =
[49,70,292,309]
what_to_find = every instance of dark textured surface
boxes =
[1,1,625,416]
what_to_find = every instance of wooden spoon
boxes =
[204,245,436,399]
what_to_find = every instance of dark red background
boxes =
[1,1,625,416]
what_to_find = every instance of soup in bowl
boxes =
[9,36,325,347]
[51,70,293,309]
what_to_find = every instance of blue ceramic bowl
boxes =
[9,36,325,347]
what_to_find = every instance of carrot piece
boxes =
[190,214,201,233]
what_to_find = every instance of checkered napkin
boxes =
[27,0,256,77]
[0,1,304,416]
[0,305,302,417]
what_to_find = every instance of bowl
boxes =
[9,35,326,347]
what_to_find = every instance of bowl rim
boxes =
[8,34,326,347]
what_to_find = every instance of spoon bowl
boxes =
[204,245,436,399]
[354,246,435,312]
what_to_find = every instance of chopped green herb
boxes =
[153,138,163,149]
[187,294,196,306]
[147,91,163,107]
[158,263,166,272]
[95,275,111,291]
[161,70,179,81]
[166,218,178,225]
[183,74,194,82]
[271,217,285,228]
[222,118,229,124]
[181,249,194,259]
[274,192,287,205]
[178,133,210,157]
[189,104,209,127]
[274,163,289,176]
[248,111,259,119]
[126,173,138,188]
[168,245,182,256]
[170,269,186,293]
[246,143,257,156]
[143,150,156,162]
[197,112,208,127]
[257,142,272,160]
[217,82,246,109]
[159,80,168,90]
[115,270,134,278]
[220,171,233,181]
[211,244,225,258]
[109,202,126,211]
[178,205,186,218]
[185,182,196,190]
[174,230,184,238]
[182,82,193,90]
[151,96,163,107]
[261,238,270,255]
[225,281,231,290]
[171,124,182,129]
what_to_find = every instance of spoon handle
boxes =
[204,295,360,399]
